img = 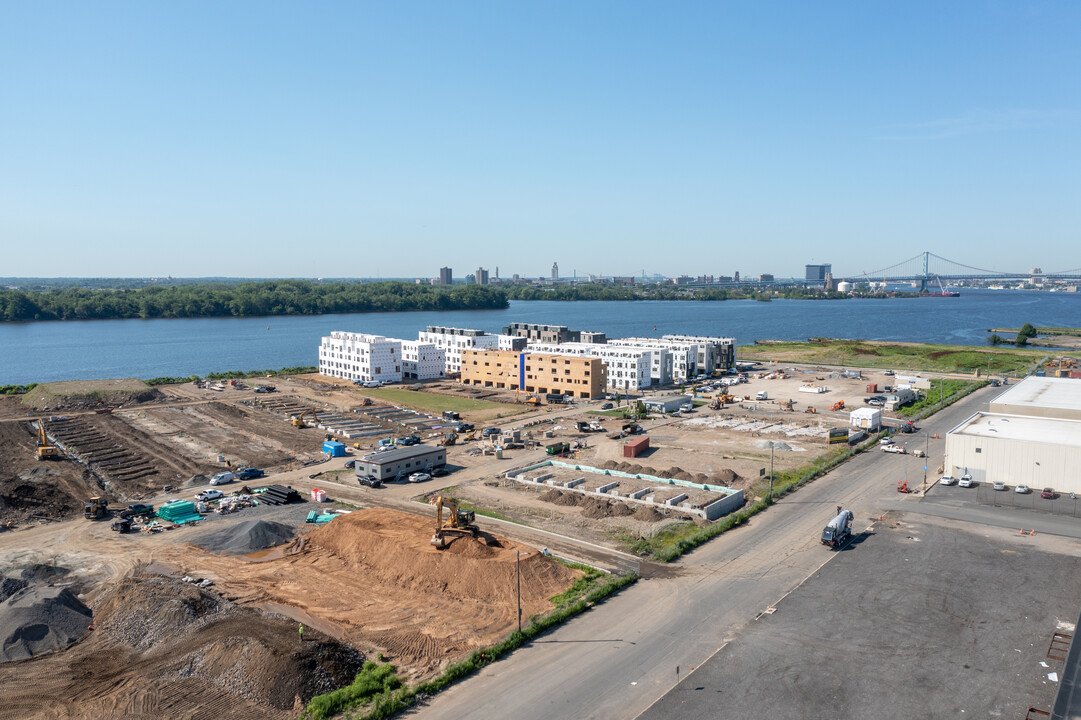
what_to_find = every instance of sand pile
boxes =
[0,586,93,662]
[307,509,581,606]
[193,519,295,555]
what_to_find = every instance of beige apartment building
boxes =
[460,349,606,399]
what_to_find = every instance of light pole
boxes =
[768,441,775,501]
[516,550,522,633]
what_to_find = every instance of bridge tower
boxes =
[919,251,930,292]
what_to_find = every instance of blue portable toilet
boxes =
[322,440,346,457]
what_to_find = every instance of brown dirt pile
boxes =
[713,468,741,484]
[308,509,578,606]
[634,506,664,522]
[579,497,612,519]
[539,488,564,502]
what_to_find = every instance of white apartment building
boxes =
[661,334,736,373]
[401,340,446,380]
[527,342,652,391]
[417,326,500,374]
[319,332,402,383]
[609,338,699,382]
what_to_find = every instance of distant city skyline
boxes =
[2,3,1078,277]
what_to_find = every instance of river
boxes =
[1,290,1078,384]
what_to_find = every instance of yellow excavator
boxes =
[430,496,482,549]
[514,389,541,405]
[291,409,320,428]
[36,418,59,461]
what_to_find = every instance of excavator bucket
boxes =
[431,533,448,549]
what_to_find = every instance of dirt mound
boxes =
[95,575,365,710]
[193,519,295,555]
[666,466,686,476]
[634,505,664,522]
[0,586,93,662]
[609,502,634,517]
[0,577,28,602]
[599,460,620,470]
[580,497,612,519]
[19,563,70,584]
[539,488,564,502]
[713,468,741,484]
[307,509,580,606]
[21,378,159,412]
[554,492,582,506]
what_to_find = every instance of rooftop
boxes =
[359,444,444,463]
[951,412,1081,449]
[990,376,1081,415]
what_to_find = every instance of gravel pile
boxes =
[0,577,28,602]
[97,576,233,649]
[0,586,92,662]
[193,519,295,555]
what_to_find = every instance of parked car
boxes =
[482,427,501,437]
[408,472,431,483]
[126,503,155,516]
[867,396,886,406]
[879,436,894,446]
[357,475,382,488]
[883,370,895,376]
[939,475,957,486]
[195,489,224,502]
[431,467,449,477]
[235,467,264,480]
[1015,484,1031,494]
[993,480,1007,491]
[1042,488,1057,499]
[397,435,421,446]
[959,474,974,488]
[605,393,617,400]
[600,402,614,410]
[344,459,355,469]
[362,380,381,388]
[210,471,235,486]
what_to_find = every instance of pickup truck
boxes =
[882,444,907,454]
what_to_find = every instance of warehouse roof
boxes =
[951,412,1081,449]
[990,376,1081,421]
[359,444,444,463]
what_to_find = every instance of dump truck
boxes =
[430,496,480,549]
[821,509,854,548]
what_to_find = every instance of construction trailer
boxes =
[850,407,882,431]
[355,444,447,481]
[322,440,346,457]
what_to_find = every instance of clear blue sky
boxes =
[2,2,1078,279]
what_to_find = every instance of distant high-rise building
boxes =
[439,267,453,285]
[734,271,740,282]
[805,264,832,281]
[474,267,489,286]
[495,266,499,279]
[552,262,559,281]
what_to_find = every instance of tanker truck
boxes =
[821,509,854,548]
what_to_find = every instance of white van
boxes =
[755,391,768,401]
[210,471,235,486]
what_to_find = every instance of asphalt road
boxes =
[406,384,1052,720]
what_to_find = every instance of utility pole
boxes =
[769,441,775,501]
[516,550,522,633]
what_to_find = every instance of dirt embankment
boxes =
[0,572,365,720]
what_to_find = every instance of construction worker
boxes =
[299,623,304,641]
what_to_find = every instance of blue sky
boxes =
[2,2,1078,279]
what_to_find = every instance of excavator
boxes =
[514,390,541,405]
[36,418,59,461]
[430,495,482,549]
[291,409,320,428]
[439,432,457,447]
[829,400,845,412]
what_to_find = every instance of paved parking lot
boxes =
[639,513,1081,720]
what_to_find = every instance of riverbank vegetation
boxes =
[738,339,1043,376]
[0,281,507,322]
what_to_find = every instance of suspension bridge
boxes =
[837,252,1081,291]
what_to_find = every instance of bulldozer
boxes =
[430,495,483,549]
[291,409,320,428]
[84,497,109,520]
[439,432,457,447]
[35,418,59,461]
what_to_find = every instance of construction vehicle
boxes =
[291,409,320,428]
[35,419,59,461]
[805,406,817,414]
[829,400,845,411]
[515,389,542,405]
[84,497,109,520]
[781,399,796,411]
[111,517,133,533]
[430,495,481,548]
[439,432,457,447]
[546,441,571,455]
[821,509,853,548]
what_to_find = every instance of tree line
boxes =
[0,281,508,322]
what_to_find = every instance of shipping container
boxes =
[624,436,650,458]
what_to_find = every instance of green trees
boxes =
[0,282,508,322]
[1015,323,1038,346]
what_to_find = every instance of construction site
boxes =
[0,366,942,718]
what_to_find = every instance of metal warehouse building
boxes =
[945,377,1081,494]
[355,444,446,481]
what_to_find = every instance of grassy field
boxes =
[737,339,1043,376]
[359,387,530,420]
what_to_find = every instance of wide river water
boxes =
[1,290,1078,384]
